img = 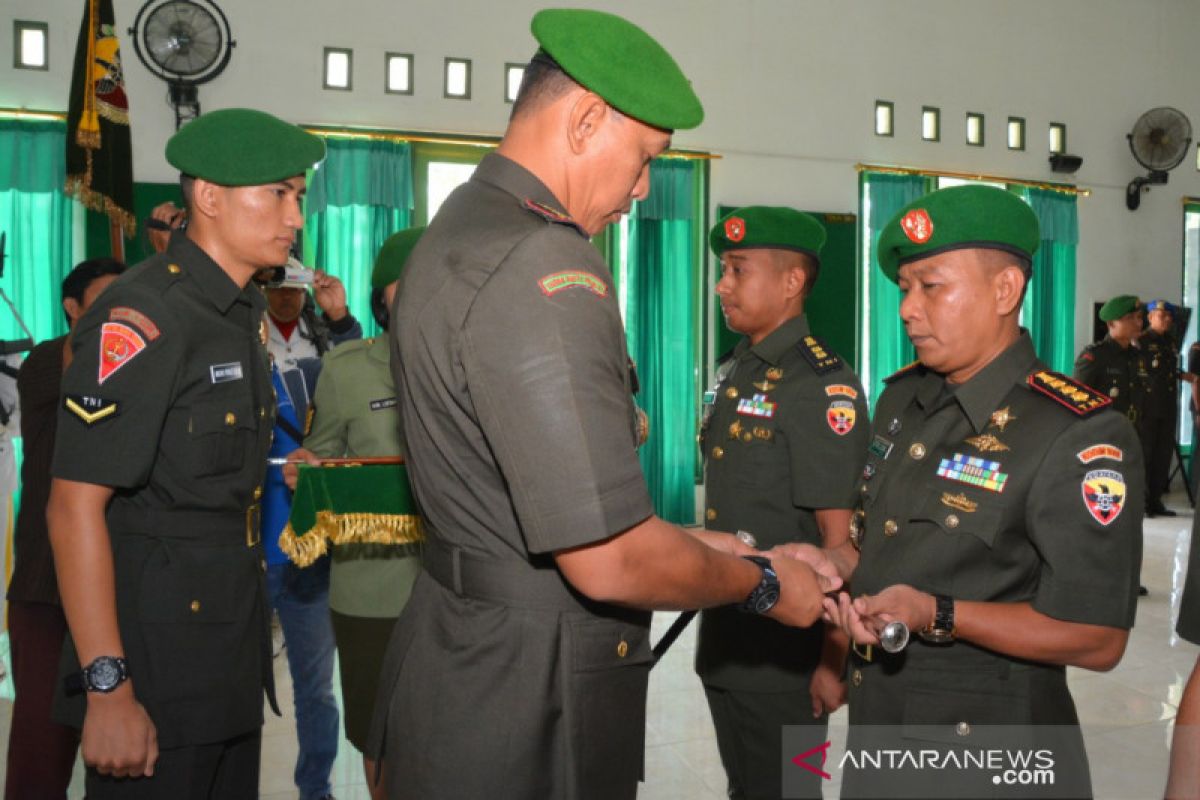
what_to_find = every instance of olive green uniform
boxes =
[1135,329,1179,510]
[369,153,653,799]
[846,334,1142,798]
[696,314,867,799]
[51,233,277,791]
[1178,508,1200,644]
[302,335,420,750]
[1073,335,1147,423]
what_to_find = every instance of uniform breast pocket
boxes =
[188,395,258,478]
[908,488,1003,550]
[567,617,652,792]
[732,426,788,486]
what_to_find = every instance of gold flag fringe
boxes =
[278,512,426,567]
[64,172,137,238]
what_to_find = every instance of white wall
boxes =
[4,0,1200,354]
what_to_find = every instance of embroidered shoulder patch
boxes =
[884,360,921,383]
[1077,444,1123,464]
[523,198,582,231]
[63,394,119,426]
[98,322,147,384]
[539,271,608,298]
[798,335,841,374]
[108,307,160,341]
[825,384,859,399]
[1082,469,1126,525]
[1027,370,1111,416]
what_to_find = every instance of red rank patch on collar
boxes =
[98,321,147,384]
[901,209,934,244]
[724,216,746,242]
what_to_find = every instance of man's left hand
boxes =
[808,661,846,717]
[311,270,348,321]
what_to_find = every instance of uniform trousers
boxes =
[4,601,80,799]
[1139,410,1176,508]
[84,730,261,799]
[704,685,827,800]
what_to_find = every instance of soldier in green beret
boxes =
[696,206,868,799]
[1074,294,1148,426]
[47,107,324,798]
[1135,299,1182,517]
[284,227,425,800]
[822,185,1142,797]
[366,10,838,800]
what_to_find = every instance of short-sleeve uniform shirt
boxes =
[1074,336,1145,421]
[370,153,654,800]
[696,315,868,691]
[51,233,275,747]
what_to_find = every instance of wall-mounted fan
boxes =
[1125,106,1192,211]
[129,0,235,130]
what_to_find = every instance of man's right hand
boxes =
[82,684,158,778]
[282,447,322,490]
[763,554,842,628]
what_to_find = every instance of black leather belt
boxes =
[108,504,262,547]
[421,534,591,613]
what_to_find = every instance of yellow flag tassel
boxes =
[278,513,425,567]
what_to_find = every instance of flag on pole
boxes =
[64,0,135,239]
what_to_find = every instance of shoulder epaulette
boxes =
[1026,369,1112,416]
[797,335,842,374]
[523,198,584,234]
[883,360,921,384]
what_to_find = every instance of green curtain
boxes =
[1015,185,1078,374]
[304,138,414,337]
[615,159,698,524]
[858,171,927,407]
[0,119,74,344]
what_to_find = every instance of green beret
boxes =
[371,227,425,289]
[876,185,1040,282]
[1099,295,1141,322]
[709,207,826,265]
[166,108,325,186]
[531,9,703,131]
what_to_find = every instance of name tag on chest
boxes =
[370,397,397,411]
[209,362,244,383]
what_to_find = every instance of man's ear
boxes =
[189,177,222,220]
[993,264,1026,317]
[63,297,82,323]
[566,91,609,155]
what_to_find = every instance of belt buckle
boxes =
[852,642,874,663]
[245,503,261,548]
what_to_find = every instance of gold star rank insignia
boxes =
[765,367,783,381]
[989,406,1016,431]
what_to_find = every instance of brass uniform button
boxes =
[253,486,263,501]
[956,721,971,737]
[742,432,752,442]
[616,640,629,658]
[259,406,267,419]
[260,558,267,573]
[883,519,899,537]
[190,600,201,613]
[225,412,236,426]
[725,387,739,399]
[167,264,182,274]
[705,508,717,521]
[851,669,863,687]
[945,514,960,529]
[712,446,725,460]
[908,442,927,460]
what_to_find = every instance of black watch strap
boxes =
[918,594,956,643]
[64,655,130,696]
[738,555,780,615]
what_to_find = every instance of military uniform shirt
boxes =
[370,153,653,800]
[303,336,419,618]
[1138,329,1179,418]
[1179,508,1200,645]
[845,333,1142,796]
[696,314,868,691]
[1074,335,1146,421]
[51,232,276,748]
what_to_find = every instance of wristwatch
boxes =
[918,594,956,644]
[738,556,780,615]
[65,656,130,695]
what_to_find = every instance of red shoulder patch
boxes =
[109,307,160,341]
[538,271,608,298]
[97,322,147,384]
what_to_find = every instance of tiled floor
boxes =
[1,491,1197,799]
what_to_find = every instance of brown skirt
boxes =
[330,609,400,752]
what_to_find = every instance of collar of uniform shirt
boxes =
[473,152,586,238]
[739,313,810,365]
[167,233,262,314]
[914,330,1038,432]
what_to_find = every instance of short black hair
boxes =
[179,174,196,211]
[509,51,579,121]
[61,257,126,325]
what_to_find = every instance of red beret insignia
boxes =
[724,216,746,243]
[901,209,933,244]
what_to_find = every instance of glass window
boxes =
[1181,204,1200,449]
[875,101,894,137]
[921,107,940,142]
[1007,117,1025,150]
[444,58,471,99]
[426,161,476,219]
[15,21,48,70]
[505,64,525,103]
[966,112,985,146]
[1049,122,1067,154]
[386,53,412,95]
[323,48,352,90]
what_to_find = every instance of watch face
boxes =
[89,658,122,691]
[754,587,780,614]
